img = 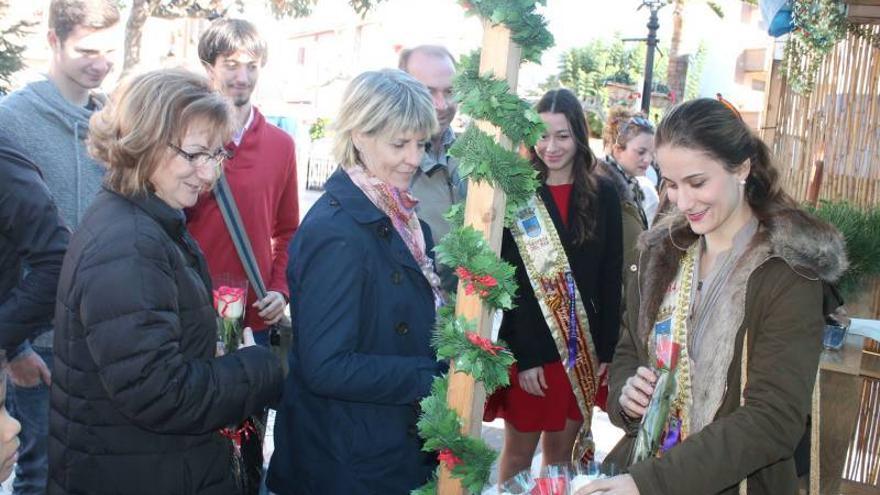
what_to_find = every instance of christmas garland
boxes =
[434,227,517,310]
[413,377,498,495]
[454,51,546,147]
[448,126,539,224]
[413,1,553,493]
[432,301,516,394]
[459,0,554,64]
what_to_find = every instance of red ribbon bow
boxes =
[466,331,505,356]
[438,448,463,470]
[456,267,498,298]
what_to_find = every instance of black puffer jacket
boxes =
[0,137,69,353]
[49,188,283,495]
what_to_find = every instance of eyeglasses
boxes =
[168,142,232,173]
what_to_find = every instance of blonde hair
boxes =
[88,68,232,196]
[333,69,438,168]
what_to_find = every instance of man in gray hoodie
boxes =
[0,1,120,493]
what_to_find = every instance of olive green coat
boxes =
[596,159,647,298]
[605,208,847,495]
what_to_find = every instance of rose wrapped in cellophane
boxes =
[632,331,682,463]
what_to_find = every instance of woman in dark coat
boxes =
[266,69,445,495]
[577,98,847,495]
[483,88,623,483]
[49,69,283,495]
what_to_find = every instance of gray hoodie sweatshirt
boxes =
[0,78,106,229]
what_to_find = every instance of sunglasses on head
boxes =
[618,115,654,140]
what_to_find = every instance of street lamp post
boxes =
[639,0,666,114]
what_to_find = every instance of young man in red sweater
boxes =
[187,18,299,346]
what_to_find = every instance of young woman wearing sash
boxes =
[576,98,847,495]
[484,88,623,483]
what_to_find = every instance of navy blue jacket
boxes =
[0,138,69,355]
[267,169,442,495]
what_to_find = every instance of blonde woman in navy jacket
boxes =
[267,69,446,495]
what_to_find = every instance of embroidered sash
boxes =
[510,195,599,462]
[633,243,698,463]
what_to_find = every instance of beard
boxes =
[225,83,254,108]
[231,93,251,107]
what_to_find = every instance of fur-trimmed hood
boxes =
[639,207,848,284]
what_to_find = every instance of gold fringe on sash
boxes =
[510,195,599,462]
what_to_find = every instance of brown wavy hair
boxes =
[602,106,654,152]
[88,68,233,197]
[530,88,599,244]
[655,98,797,221]
[49,0,120,44]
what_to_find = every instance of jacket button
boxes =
[378,224,391,238]
[329,198,340,207]
[629,264,638,272]
[391,271,403,285]
[395,322,409,335]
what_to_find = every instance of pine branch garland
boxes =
[415,377,498,495]
[454,70,546,147]
[433,312,515,394]
[435,225,517,309]
[449,126,540,224]
[459,0,553,64]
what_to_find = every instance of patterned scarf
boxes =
[346,164,444,307]
[605,155,649,228]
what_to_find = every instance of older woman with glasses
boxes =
[49,68,283,495]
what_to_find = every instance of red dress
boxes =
[483,183,585,432]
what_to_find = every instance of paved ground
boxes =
[262,407,624,494]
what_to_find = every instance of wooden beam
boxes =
[436,19,521,495]
[843,0,880,6]
[806,159,825,207]
[847,4,880,23]
[760,58,785,151]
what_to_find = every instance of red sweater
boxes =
[548,183,573,228]
[187,108,299,331]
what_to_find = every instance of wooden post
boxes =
[806,159,825,207]
[760,58,785,150]
[437,20,522,495]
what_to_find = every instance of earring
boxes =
[740,179,747,186]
